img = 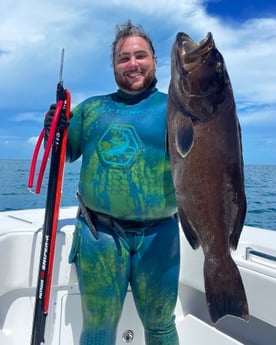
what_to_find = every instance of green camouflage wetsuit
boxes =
[68,81,180,345]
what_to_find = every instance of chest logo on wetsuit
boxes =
[97,125,142,168]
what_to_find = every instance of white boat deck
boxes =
[0,207,276,344]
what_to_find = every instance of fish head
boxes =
[169,32,232,121]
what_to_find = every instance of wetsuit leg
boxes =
[69,219,131,345]
[129,217,180,345]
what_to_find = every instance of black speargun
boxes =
[28,48,71,345]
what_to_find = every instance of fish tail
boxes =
[204,255,249,323]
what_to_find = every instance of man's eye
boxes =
[136,54,147,59]
[118,57,129,63]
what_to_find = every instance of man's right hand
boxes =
[44,104,71,143]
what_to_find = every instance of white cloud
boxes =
[239,104,276,126]
[27,136,39,145]
[1,1,275,106]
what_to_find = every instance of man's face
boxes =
[113,36,157,94]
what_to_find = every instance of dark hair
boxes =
[111,20,155,65]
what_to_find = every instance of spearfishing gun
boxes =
[28,48,71,345]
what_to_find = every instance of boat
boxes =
[0,206,276,345]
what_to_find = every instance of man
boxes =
[46,20,180,345]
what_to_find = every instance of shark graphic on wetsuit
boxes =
[67,83,180,345]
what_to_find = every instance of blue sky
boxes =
[0,0,276,164]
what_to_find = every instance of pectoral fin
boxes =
[176,115,194,158]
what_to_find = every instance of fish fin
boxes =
[178,207,200,249]
[165,128,169,155]
[204,254,249,324]
[230,195,247,249]
[176,116,194,158]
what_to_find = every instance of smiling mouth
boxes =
[126,72,143,79]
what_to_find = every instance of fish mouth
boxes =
[175,32,214,71]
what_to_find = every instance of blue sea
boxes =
[0,159,275,231]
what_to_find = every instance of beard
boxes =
[114,67,156,95]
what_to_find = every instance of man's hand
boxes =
[44,104,71,143]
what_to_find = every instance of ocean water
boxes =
[0,159,275,231]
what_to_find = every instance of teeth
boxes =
[128,73,140,77]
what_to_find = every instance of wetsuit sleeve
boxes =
[66,103,83,163]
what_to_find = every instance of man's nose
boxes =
[128,56,139,66]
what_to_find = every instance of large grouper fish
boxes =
[167,32,249,323]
